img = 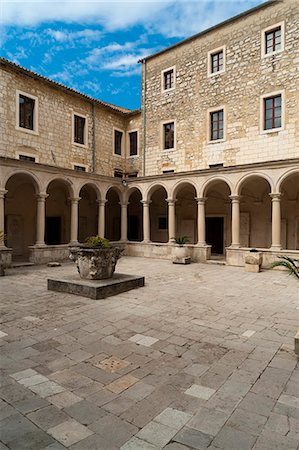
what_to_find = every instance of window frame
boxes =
[72,163,88,172]
[72,112,88,148]
[15,90,39,135]
[158,216,168,231]
[261,21,285,58]
[16,151,38,163]
[161,66,176,92]
[207,106,226,143]
[161,120,176,151]
[127,129,139,157]
[113,127,125,157]
[207,46,226,77]
[260,90,285,134]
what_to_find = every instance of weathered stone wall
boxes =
[143,0,299,175]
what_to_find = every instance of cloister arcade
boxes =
[0,161,298,267]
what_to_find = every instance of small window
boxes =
[158,217,167,230]
[209,163,223,169]
[210,110,224,141]
[127,172,138,178]
[265,26,281,54]
[19,94,35,130]
[114,130,123,156]
[19,154,35,162]
[114,169,123,178]
[163,122,175,150]
[129,131,138,156]
[164,69,174,90]
[211,50,223,74]
[74,165,86,172]
[74,115,86,145]
[163,169,175,174]
[264,94,282,130]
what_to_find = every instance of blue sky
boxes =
[0,0,261,109]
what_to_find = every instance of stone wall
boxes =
[143,0,299,175]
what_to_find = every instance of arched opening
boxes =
[174,183,197,244]
[105,187,121,241]
[128,189,143,242]
[239,176,271,249]
[280,172,299,250]
[204,180,231,256]
[5,173,38,260]
[78,184,98,243]
[149,186,168,243]
[46,179,72,245]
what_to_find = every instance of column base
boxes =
[34,242,47,248]
[195,242,208,247]
[228,244,241,249]
[69,241,79,247]
[270,245,282,251]
[142,240,151,244]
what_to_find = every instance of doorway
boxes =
[206,217,224,254]
[128,215,140,241]
[45,217,61,245]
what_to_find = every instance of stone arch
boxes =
[235,172,273,196]
[45,176,74,198]
[104,184,123,201]
[173,182,198,244]
[172,180,199,200]
[78,183,99,243]
[145,182,169,202]
[276,168,299,193]
[78,182,101,201]
[201,176,232,198]
[127,187,143,242]
[278,170,299,250]
[4,170,41,194]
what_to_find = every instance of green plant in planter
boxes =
[271,256,299,280]
[174,236,190,246]
[83,236,112,249]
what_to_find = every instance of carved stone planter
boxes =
[70,247,123,280]
[245,250,263,273]
[172,245,191,265]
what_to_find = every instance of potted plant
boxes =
[69,236,123,280]
[172,235,190,263]
[271,256,299,280]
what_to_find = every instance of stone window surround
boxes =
[261,21,285,58]
[161,66,176,93]
[157,215,168,230]
[207,46,226,77]
[72,163,88,172]
[127,129,139,158]
[260,90,285,135]
[207,105,226,144]
[161,119,176,151]
[72,112,88,148]
[15,89,39,135]
[113,127,125,157]
[16,150,39,163]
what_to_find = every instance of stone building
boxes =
[0,0,298,268]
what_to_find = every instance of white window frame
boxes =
[72,112,88,148]
[207,106,226,143]
[15,90,39,135]
[260,90,285,134]
[261,21,285,58]
[113,127,125,157]
[161,119,176,151]
[208,46,226,77]
[72,163,88,172]
[127,129,139,157]
[16,150,39,163]
[161,66,176,92]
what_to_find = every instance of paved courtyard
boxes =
[0,257,298,450]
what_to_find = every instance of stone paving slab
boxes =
[0,257,298,449]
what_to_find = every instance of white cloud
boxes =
[47,28,102,43]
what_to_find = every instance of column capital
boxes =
[0,189,8,199]
[119,201,129,207]
[166,198,176,206]
[229,195,242,203]
[97,199,107,206]
[269,193,282,201]
[195,197,207,204]
[36,192,49,201]
[70,197,81,203]
[141,200,152,206]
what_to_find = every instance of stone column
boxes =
[0,189,7,247]
[167,199,176,243]
[196,197,207,245]
[35,193,48,246]
[141,200,151,243]
[70,197,80,245]
[98,200,107,237]
[120,202,129,242]
[270,193,282,249]
[230,195,241,248]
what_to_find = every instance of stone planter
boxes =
[245,251,263,273]
[172,245,191,265]
[70,246,123,280]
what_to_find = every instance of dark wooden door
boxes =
[45,217,61,245]
[206,217,224,254]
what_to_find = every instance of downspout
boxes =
[142,59,147,177]
[92,101,96,173]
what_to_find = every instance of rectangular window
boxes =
[210,110,224,141]
[211,50,224,74]
[127,172,138,178]
[114,169,123,178]
[19,94,35,130]
[264,95,281,130]
[74,165,86,172]
[163,122,175,149]
[19,154,35,162]
[129,131,138,156]
[265,26,281,54]
[74,115,86,145]
[114,130,123,155]
[164,69,174,90]
[158,217,167,230]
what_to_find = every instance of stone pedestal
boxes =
[245,251,263,273]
